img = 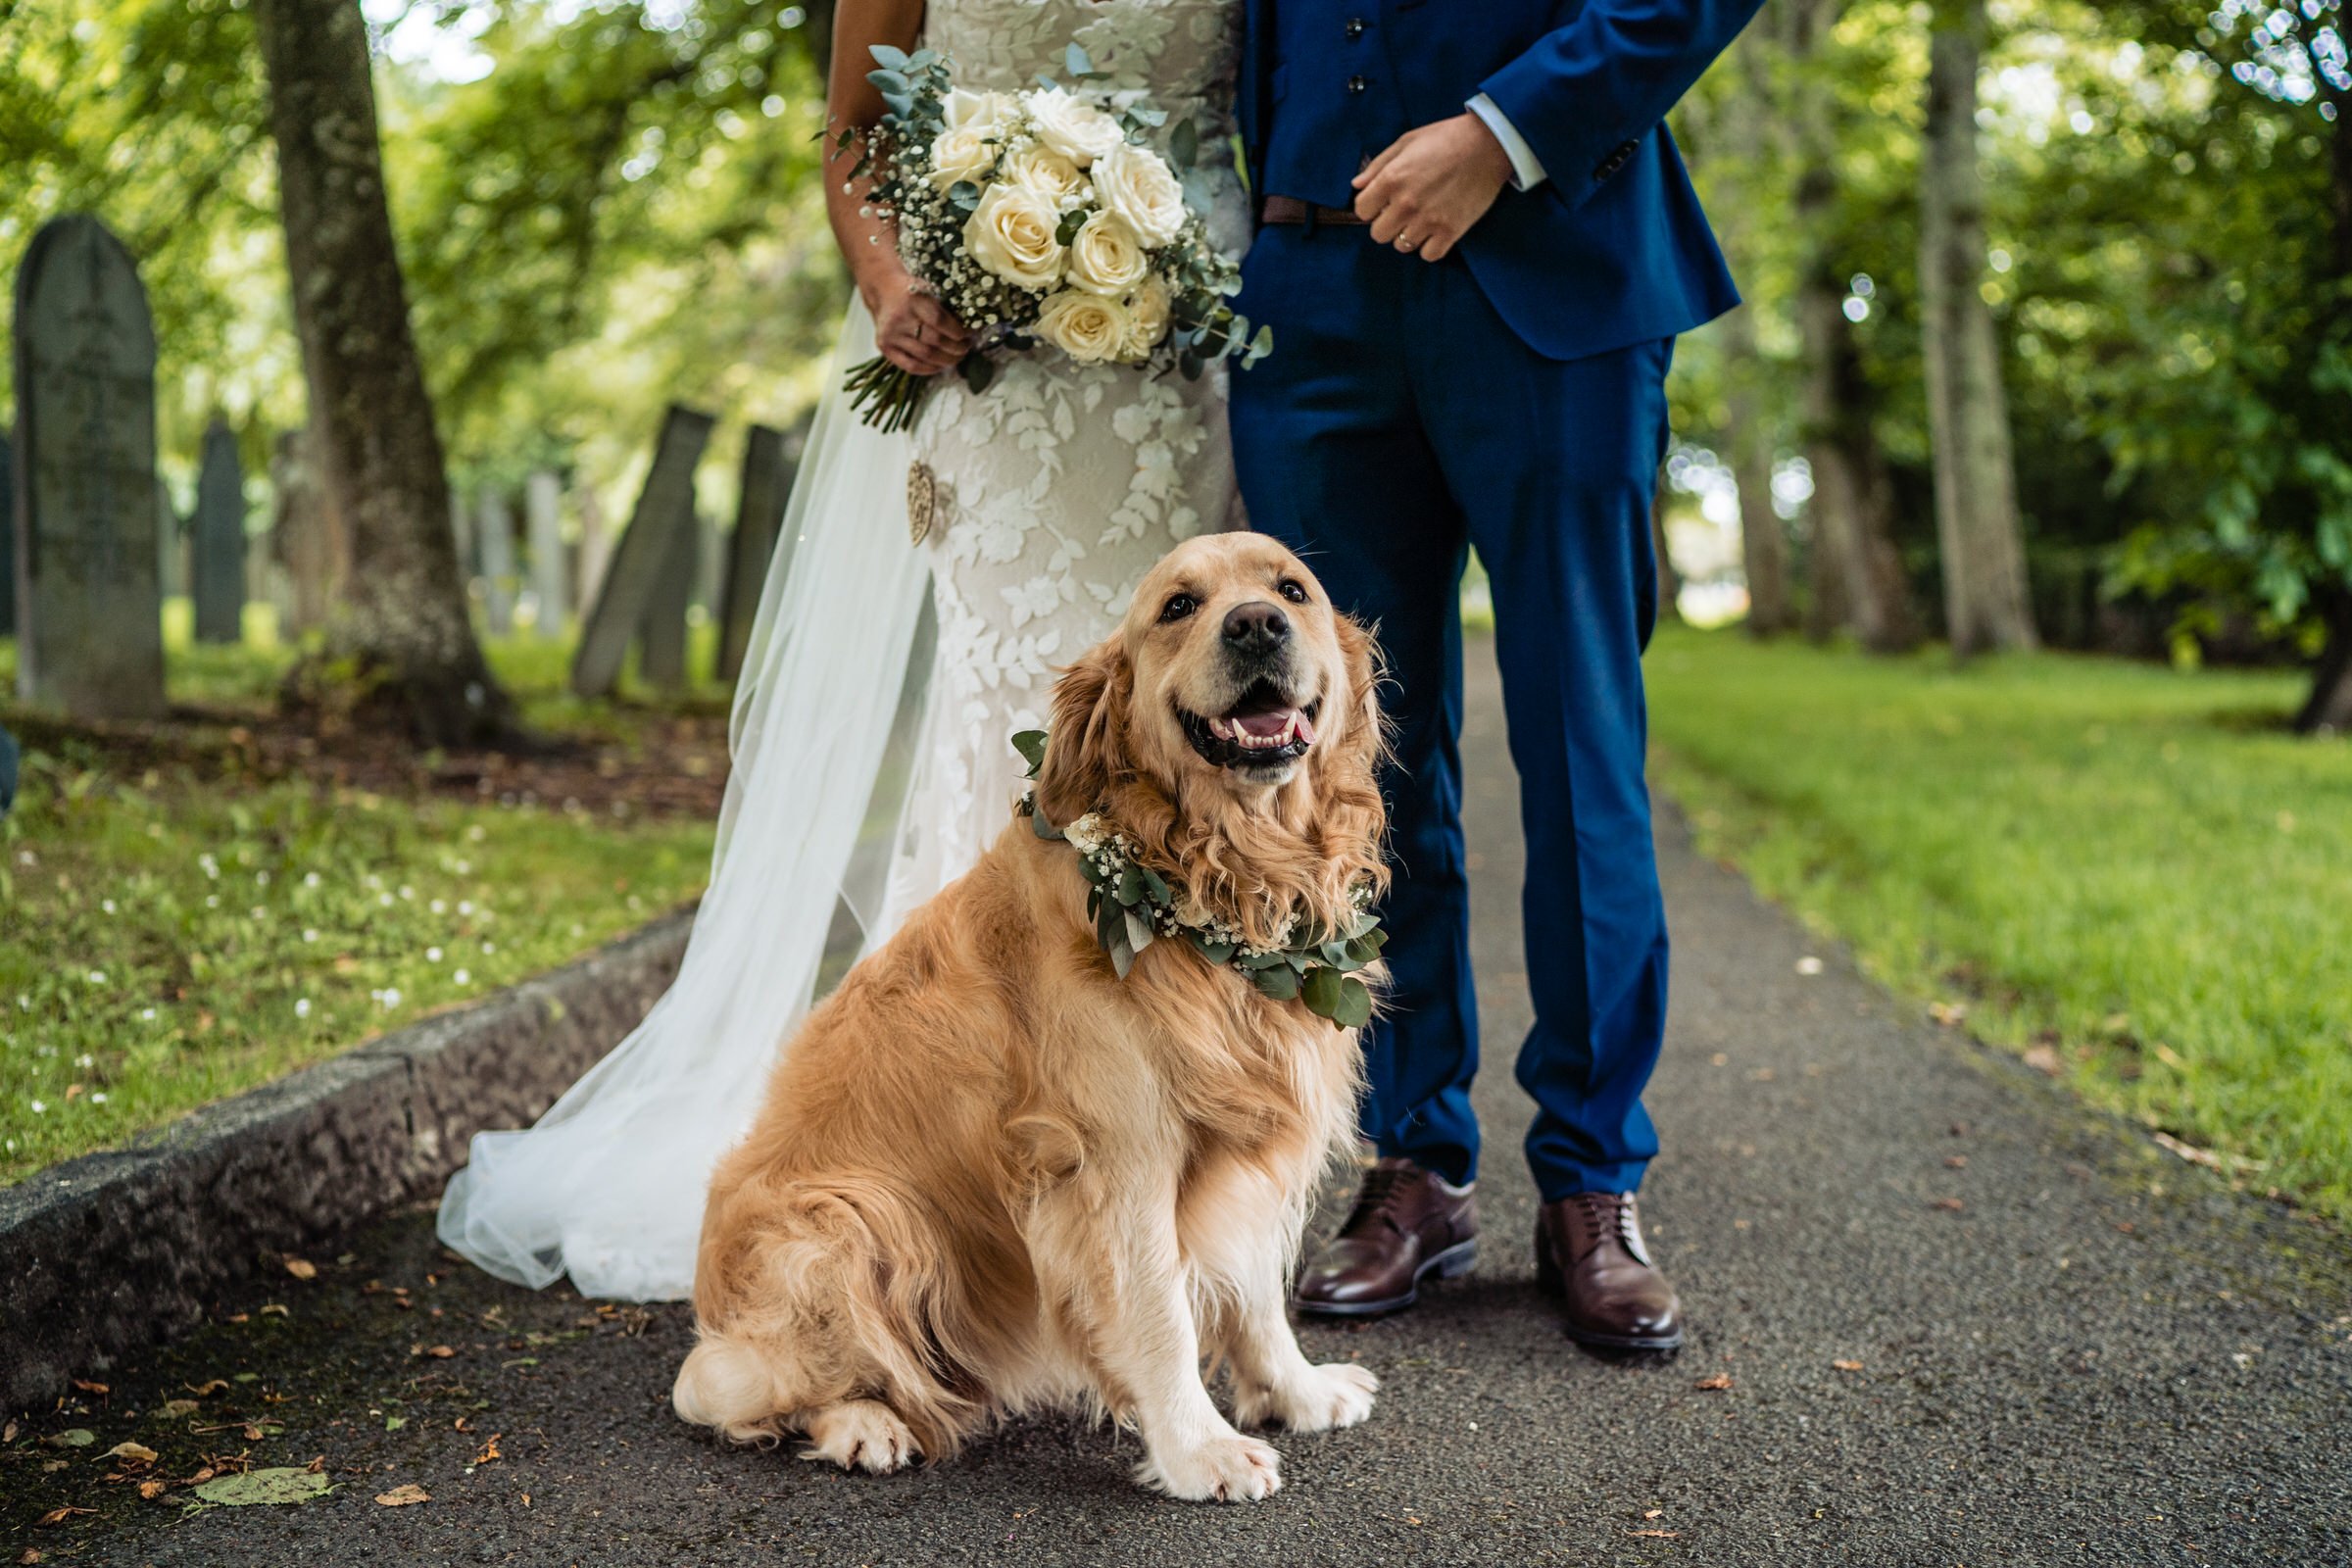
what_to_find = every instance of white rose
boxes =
[1066,212,1151,297]
[964,184,1066,291]
[1000,142,1089,209]
[1035,289,1135,364]
[1091,142,1188,246]
[945,88,1017,134]
[928,123,998,192]
[1027,87,1126,168]
[1121,274,1173,358]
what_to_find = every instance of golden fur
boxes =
[673,534,1388,1501]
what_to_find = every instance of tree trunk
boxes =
[255,0,512,745]
[2298,591,2352,735]
[1650,482,1683,626]
[1783,0,1921,653]
[1919,0,2036,659]
[1723,315,1794,637]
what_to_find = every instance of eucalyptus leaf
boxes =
[1333,976,1374,1030]
[1253,965,1302,1002]
[868,43,910,69]
[1116,866,1146,906]
[1124,906,1156,954]
[1011,728,1049,775]
[1065,42,1096,77]
[1170,117,1200,172]
[1301,964,1346,1019]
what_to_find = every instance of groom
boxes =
[1230,0,1764,1351]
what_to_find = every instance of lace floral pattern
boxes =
[879,0,1247,923]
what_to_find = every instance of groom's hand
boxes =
[1352,114,1517,262]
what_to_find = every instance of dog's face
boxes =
[1118,534,1352,796]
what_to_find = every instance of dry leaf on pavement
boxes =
[33,1507,94,1527]
[102,1442,159,1466]
[1693,1374,1734,1391]
[375,1484,431,1507]
[284,1257,318,1281]
[1833,1359,1865,1372]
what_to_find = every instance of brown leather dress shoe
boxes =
[1293,1157,1479,1318]
[1536,1192,1685,1351]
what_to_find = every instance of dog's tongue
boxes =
[1234,708,1312,744]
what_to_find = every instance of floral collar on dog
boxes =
[1012,729,1383,1030]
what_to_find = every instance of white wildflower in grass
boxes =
[86,970,106,985]
[459,901,475,916]
[29,1101,45,1114]
[379,893,394,907]
[426,948,444,963]
[303,929,318,944]
[140,1007,156,1021]
[90,1093,106,1105]
[296,999,312,1019]
[206,895,220,908]
[430,900,447,914]
[101,899,117,915]
[838,43,1268,431]
[305,872,322,889]
[453,969,471,986]
[74,1054,93,1068]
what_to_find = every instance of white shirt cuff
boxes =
[1467,94,1547,192]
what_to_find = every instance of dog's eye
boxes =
[1160,593,1199,623]
[1277,578,1309,606]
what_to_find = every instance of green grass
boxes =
[1643,624,2352,1222]
[0,612,726,1185]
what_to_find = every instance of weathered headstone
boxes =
[477,485,515,637]
[10,215,166,718]
[270,426,338,636]
[717,422,792,681]
[571,404,713,697]
[525,468,566,636]
[192,419,246,645]
[576,483,612,614]
[0,431,15,640]
[638,517,696,689]
[154,477,186,602]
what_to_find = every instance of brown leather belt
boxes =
[1260,195,1367,226]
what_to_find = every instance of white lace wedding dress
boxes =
[438,0,1247,1300]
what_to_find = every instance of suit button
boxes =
[1347,74,1368,94]
[1345,17,1367,37]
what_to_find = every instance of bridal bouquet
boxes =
[838,43,1270,432]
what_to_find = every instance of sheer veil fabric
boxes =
[437,302,935,1300]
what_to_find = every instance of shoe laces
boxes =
[1568,1192,1640,1255]
[1342,1161,1422,1238]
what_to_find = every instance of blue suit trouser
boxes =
[1230,221,1673,1201]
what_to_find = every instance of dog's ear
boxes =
[1329,612,1388,788]
[1037,635,1132,826]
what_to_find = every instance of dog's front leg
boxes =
[1225,1250,1379,1434]
[1032,1176,1283,1502]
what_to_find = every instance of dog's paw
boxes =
[1235,1361,1379,1433]
[799,1399,918,1475]
[1137,1431,1284,1503]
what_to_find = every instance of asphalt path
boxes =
[8,631,2350,1566]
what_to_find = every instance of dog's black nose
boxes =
[1222,601,1291,655]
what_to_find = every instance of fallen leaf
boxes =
[184,1380,229,1396]
[2023,1045,2061,1075]
[1832,1359,1864,1372]
[1693,1374,1734,1391]
[374,1484,430,1507]
[103,1442,159,1465]
[1944,1154,1969,1169]
[284,1257,318,1281]
[471,1433,503,1465]
[138,1480,168,1500]
[384,1415,407,1432]
[43,1430,95,1449]
[71,1380,109,1396]
[19,1548,40,1564]
[1933,1197,1966,1211]
[1627,1529,1680,1538]
[158,1399,200,1419]
[3,1421,15,1444]
[260,1303,290,1318]
[33,1507,94,1527]
[1928,1001,1967,1027]
[224,1313,250,1325]
[193,1467,331,1506]
[423,1345,455,1360]
[1642,1508,1663,1519]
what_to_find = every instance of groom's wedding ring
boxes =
[1396,235,1418,253]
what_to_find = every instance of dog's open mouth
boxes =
[1179,681,1323,770]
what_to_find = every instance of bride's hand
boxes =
[869,270,974,377]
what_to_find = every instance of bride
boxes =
[437,0,1247,1300]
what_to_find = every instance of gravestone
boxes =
[570,404,713,697]
[477,485,516,637]
[576,483,612,613]
[192,419,246,644]
[525,468,566,636]
[10,215,165,718]
[638,517,696,689]
[270,426,337,636]
[154,477,186,602]
[0,432,15,640]
[717,422,793,681]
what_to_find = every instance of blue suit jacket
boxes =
[1237,0,1763,361]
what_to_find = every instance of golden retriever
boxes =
[672,532,1388,1501]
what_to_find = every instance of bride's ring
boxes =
[1395,235,1418,253]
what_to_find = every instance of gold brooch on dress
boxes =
[906,461,940,546]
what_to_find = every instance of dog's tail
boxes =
[673,1176,994,1453]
